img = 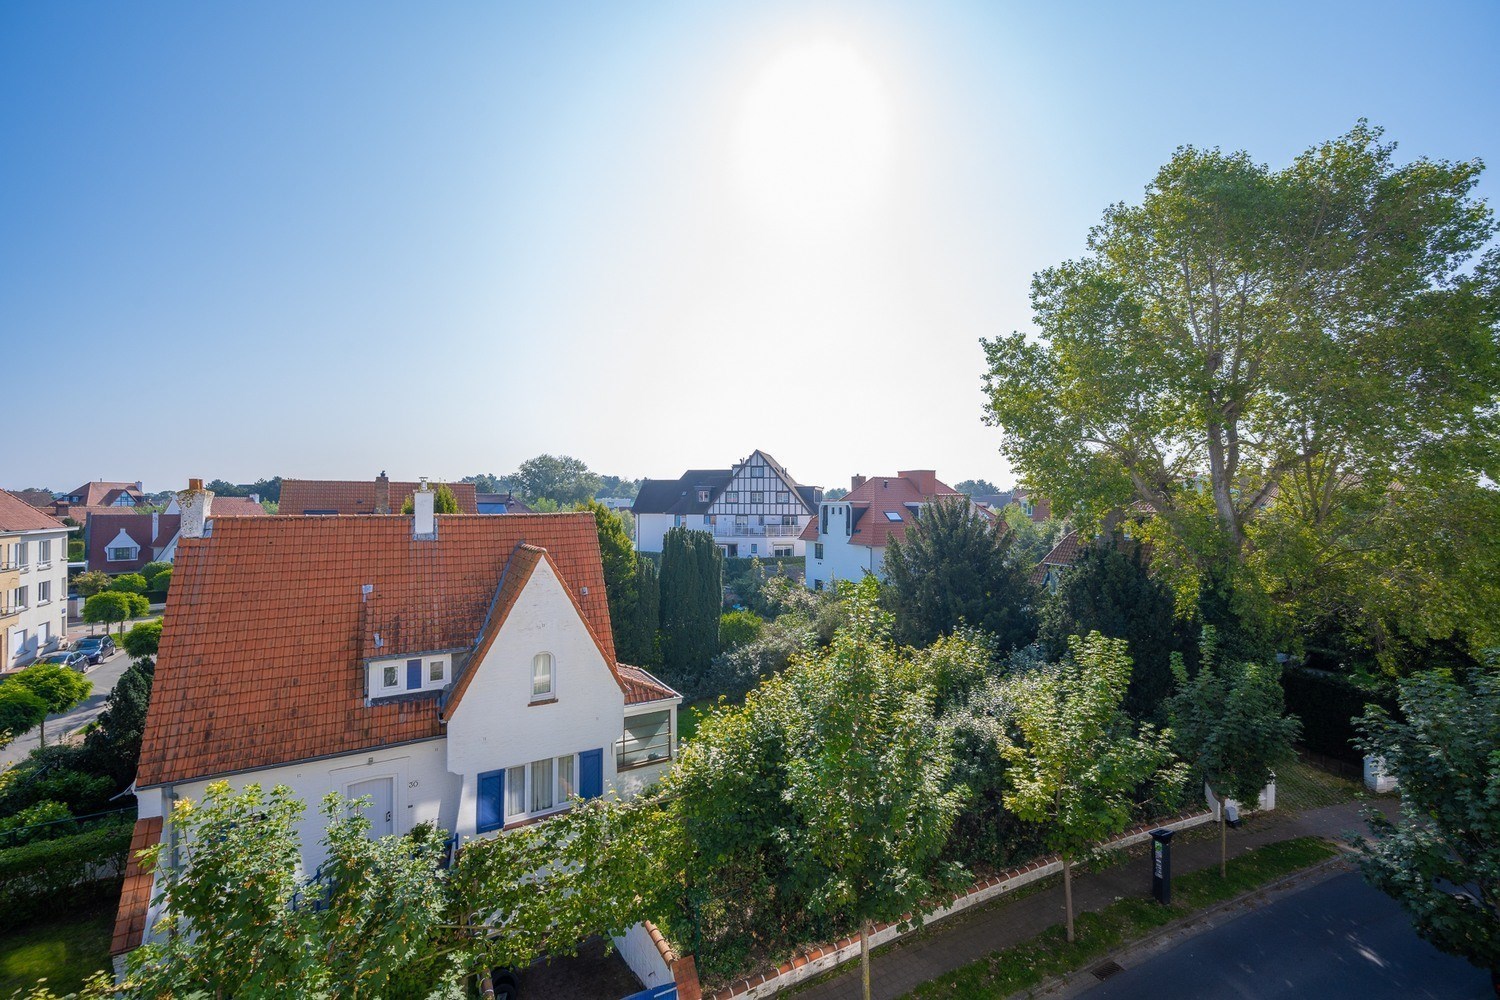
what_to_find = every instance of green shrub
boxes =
[718,610,763,652]
[107,574,148,596]
[0,821,133,931]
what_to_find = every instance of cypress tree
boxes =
[620,557,661,667]
[660,528,722,686]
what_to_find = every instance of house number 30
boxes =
[408,780,419,788]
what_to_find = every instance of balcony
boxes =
[711,522,802,539]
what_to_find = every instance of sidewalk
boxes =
[791,798,1389,1000]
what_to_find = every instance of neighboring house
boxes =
[1028,529,1083,591]
[632,450,822,558]
[279,472,479,515]
[0,490,70,672]
[84,481,269,573]
[802,471,978,591]
[42,480,151,524]
[10,488,56,509]
[113,486,680,965]
[476,492,535,514]
[970,489,1052,522]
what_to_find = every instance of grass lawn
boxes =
[678,696,745,743]
[1276,755,1365,812]
[903,836,1339,999]
[0,904,113,997]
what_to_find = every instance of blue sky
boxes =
[4,1,1497,493]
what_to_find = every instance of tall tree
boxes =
[0,685,47,748]
[1167,633,1300,876]
[4,662,91,748]
[577,500,639,659]
[779,577,964,1000]
[1041,541,1185,723]
[883,495,1037,652]
[509,454,603,507]
[618,556,661,667]
[400,483,460,514]
[1354,669,1500,992]
[1001,633,1184,941]
[659,528,722,686]
[982,124,1500,617]
[83,658,155,787]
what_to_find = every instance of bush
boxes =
[691,617,815,703]
[718,610,763,652]
[0,820,133,930]
[108,573,149,595]
[1282,668,1396,762]
[0,746,115,817]
[140,561,172,585]
[0,800,74,846]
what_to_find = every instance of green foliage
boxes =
[66,537,84,562]
[0,686,47,747]
[577,500,639,659]
[982,124,1500,640]
[0,746,114,818]
[147,567,171,597]
[722,556,804,617]
[107,573,148,596]
[71,571,110,598]
[659,528,723,688]
[883,496,1038,652]
[0,820,132,932]
[399,483,460,514]
[529,497,561,512]
[509,454,603,507]
[82,658,154,788]
[138,562,171,587]
[1000,505,1063,568]
[618,556,661,667]
[1354,669,1500,978]
[913,627,996,713]
[2,665,91,747]
[81,592,132,631]
[0,801,73,846]
[121,620,162,661]
[954,479,1001,495]
[1001,633,1185,938]
[1041,541,1185,724]
[718,609,762,652]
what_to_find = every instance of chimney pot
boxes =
[851,474,866,491]
[179,480,214,539]
[413,481,436,539]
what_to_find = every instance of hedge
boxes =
[1281,668,1396,762]
[0,819,134,929]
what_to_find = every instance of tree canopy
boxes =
[659,528,722,687]
[399,483,460,514]
[510,454,603,507]
[3,663,91,747]
[954,479,1001,496]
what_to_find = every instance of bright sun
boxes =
[732,41,893,228]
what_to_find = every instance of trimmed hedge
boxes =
[1282,668,1396,762]
[0,820,133,930]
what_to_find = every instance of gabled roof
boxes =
[476,493,535,514]
[209,496,271,517]
[633,470,734,515]
[278,479,479,515]
[9,488,56,508]
[110,817,162,956]
[59,481,146,508]
[1028,530,1083,585]
[806,472,968,548]
[0,489,67,533]
[136,512,616,788]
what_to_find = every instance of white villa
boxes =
[631,450,822,558]
[0,490,71,671]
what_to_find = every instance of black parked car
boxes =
[39,650,90,671]
[74,635,116,664]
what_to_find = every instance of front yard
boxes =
[0,903,112,997]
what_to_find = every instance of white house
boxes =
[0,490,71,672]
[632,450,822,558]
[803,471,978,591]
[112,484,680,964]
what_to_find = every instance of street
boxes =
[1077,870,1490,999]
[0,621,145,768]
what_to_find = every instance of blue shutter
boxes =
[406,658,421,690]
[477,770,504,833]
[579,748,603,800]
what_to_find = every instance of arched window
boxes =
[531,652,554,700]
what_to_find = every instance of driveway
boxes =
[1077,869,1489,999]
[0,638,137,768]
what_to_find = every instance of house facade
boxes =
[632,450,821,558]
[85,483,268,574]
[41,480,150,524]
[113,486,679,963]
[278,473,479,515]
[0,490,70,672]
[802,471,974,591]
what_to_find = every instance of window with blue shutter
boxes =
[579,748,603,800]
[477,770,504,833]
[406,659,421,690]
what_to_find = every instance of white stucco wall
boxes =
[634,513,675,554]
[3,527,70,670]
[803,504,884,591]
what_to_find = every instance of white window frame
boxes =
[37,580,51,605]
[428,658,446,683]
[15,543,27,569]
[107,546,139,562]
[619,709,673,770]
[531,652,554,700]
[37,540,51,566]
[381,664,400,690]
[501,754,577,825]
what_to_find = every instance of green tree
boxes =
[139,561,172,587]
[1001,503,1062,569]
[122,619,163,660]
[509,454,603,507]
[0,685,47,748]
[399,482,460,514]
[778,577,964,1000]
[73,570,110,598]
[883,495,1037,652]
[659,528,722,688]
[718,609,763,652]
[1168,633,1300,876]
[1354,669,1500,991]
[67,537,84,562]
[618,556,660,667]
[83,592,134,635]
[982,124,1500,624]
[5,663,91,748]
[954,479,1001,495]
[149,566,172,598]
[578,500,638,657]
[460,472,512,494]
[1001,633,1184,941]
[1041,541,1185,723]
[83,658,154,787]
[108,573,148,595]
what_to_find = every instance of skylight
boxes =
[884,510,903,522]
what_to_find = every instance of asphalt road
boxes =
[1078,870,1490,999]
[0,625,143,767]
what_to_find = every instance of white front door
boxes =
[347,776,395,837]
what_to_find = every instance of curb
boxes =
[1028,848,1355,999]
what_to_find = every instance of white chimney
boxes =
[179,478,214,539]
[413,478,436,539]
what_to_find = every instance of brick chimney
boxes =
[851,474,866,492]
[898,470,938,495]
[374,471,391,515]
[178,478,214,539]
[413,478,436,539]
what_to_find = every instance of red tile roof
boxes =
[803,472,968,548]
[617,664,680,705]
[60,481,147,508]
[136,513,619,788]
[279,479,478,515]
[0,489,66,533]
[209,496,270,517]
[87,513,176,573]
[110,817,162,956]
[1028,530,1083,585]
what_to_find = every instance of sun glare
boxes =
[732,40,893,228]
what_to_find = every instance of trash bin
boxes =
[1149,828,1174,904]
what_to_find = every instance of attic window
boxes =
[697,489,710,502]
[884,510,903,522]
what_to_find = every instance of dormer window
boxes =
[697,489,710,502]
[532,652,554,700]
[369,654,452,700]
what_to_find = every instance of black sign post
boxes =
[1150,828,1174,905]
